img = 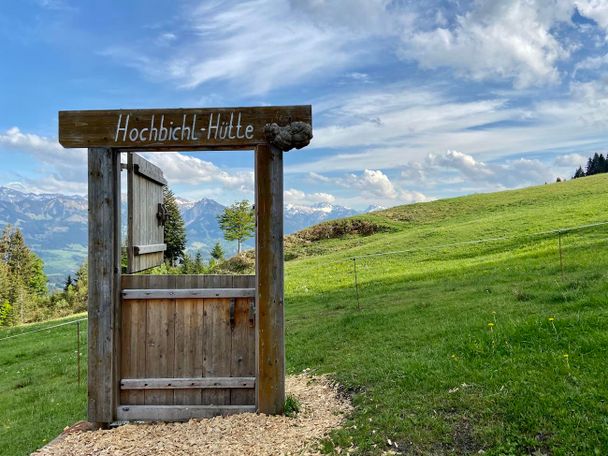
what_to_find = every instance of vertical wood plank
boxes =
[145,276,176,405]
[202,284,232,406]
[255,144,285,414]
[120,300,146,405]
[174,275,204,405]
[231,275,255,405]
[88,147,121,423]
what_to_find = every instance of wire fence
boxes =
[284,220,608,315]
[0,316,86,386]
[0,220,606,432]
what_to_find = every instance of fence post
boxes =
[352,258,361,311]
[76,320,81,387]
[558,230,564,281]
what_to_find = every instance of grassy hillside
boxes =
[0,314,87,456]
[285,175,608,454]
[1,175,607,455]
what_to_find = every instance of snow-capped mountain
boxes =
[0,186,370,285]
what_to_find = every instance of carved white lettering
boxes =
[115,114,129,142]
[113,112,255,144]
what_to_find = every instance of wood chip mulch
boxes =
[33,373,352,456]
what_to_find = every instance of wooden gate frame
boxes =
[59,106,313,425]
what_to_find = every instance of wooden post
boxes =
[87,147,121,424]
[77,320,81,387]
[255,143,285,415]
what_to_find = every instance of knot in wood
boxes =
[264,121,312,151]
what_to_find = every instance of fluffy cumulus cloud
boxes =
[0,127,87,194]
[401,150,561,190]
[400,1,576,88]
[310,169,430,205]
[575,0,608,27]
[142,152,253,192]
[284,188,336,205]
[554,153,588,167]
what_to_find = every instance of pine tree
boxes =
[573,166,585,179]
[0,225,47,299]
[210,242,224,261]
[598,153,607,173]
[193,251,205,273]
[64,275,74,292]
[217,200,255,254]
[163,186,187,265]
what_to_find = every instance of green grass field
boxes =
[1,175,607,455]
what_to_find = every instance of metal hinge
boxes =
[248,297,255,328]
[229,298,236,330]
[156,203,169,226]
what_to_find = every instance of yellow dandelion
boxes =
[487,322,495,327]
[563,353,569,358]
[548,317,555,321]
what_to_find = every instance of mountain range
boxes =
[0,186,372,286]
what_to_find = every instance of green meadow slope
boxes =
[285,174,608,455]
[1,175,607,455]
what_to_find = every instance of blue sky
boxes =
[1,0,607,210]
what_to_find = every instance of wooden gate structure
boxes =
[58,106,313,425]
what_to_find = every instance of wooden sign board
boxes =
[127,153,167,273]
[59,105,312,149]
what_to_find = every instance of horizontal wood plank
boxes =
[116,405,256,421]
[120,377,255,390]
[59,106,312,149]
[134,160,167,186]
[134,243,167,255]
[121,275,255,290]
[122,288,255,300]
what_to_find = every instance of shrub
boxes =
[284,394,301,417]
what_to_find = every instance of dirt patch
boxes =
[33,374,352,456]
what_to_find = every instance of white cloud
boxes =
[0,127,87,193]
[284,188,336,205]
[345,169,398,199]
[401,150,558,190]
[310,169,430,206]
[142,152,254,192]
[554,153,588,167]
[103,0,386,95]
[575,0,608,28]
[400,1,574,88]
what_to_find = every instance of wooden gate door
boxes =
[120,154,256,421]
[118,275,256,421]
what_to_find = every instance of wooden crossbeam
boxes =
[120,377,255,390]
[116,405,256,421]
[121,288,255,300]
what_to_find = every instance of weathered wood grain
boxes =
[120,294,147,405]
[122,288,255,300]
[88,147,121,423]
[203,295,232,406]
[255,144,285,414]
[134,243,167,255]
[59,106,312,149]
[121,275,254,289]
[173,275,204,405]
[116,405,256,421]
[144,276,176,405]
[120,377,255,390]
[127,153,165,273]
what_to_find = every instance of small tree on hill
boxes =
[217,200,255,254]
[573,166,585,179]
[163,186,187,265]
[210,242,224,261]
